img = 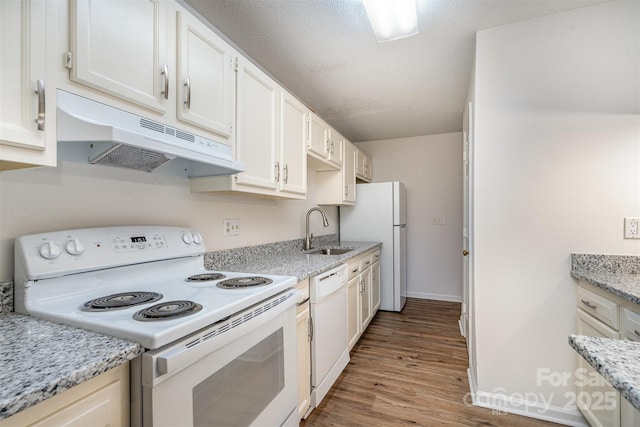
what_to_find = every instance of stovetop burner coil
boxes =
[80,291,163,311]
[132,300,203,321]
[185,273,226,282]
[216,276,273,289]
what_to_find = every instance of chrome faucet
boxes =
[304,207,329,251]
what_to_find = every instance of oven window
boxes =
[193,329,285,427]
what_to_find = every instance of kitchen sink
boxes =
[307,247,355,255]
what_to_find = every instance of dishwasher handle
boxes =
[310,264,347,302]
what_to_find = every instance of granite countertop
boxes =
[0,312,142,421]
[569,334,640,411]
[569,254,640,411]
[571,253,640,304]
[205,238,382,280]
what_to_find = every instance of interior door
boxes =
[462,100,477,379]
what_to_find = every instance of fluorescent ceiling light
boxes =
[362,0,419,43]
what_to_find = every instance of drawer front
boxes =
[577,286,619,330]
[621,308,640,342]
[359,255,373,271]
[371,249,381,264]
[295,278,310,304]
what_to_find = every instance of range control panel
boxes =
[16,226,205,280]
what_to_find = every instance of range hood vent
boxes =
[57,90,244,176]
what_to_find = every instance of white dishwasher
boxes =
[310,263,349,408]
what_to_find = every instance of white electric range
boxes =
[14,226,300,427]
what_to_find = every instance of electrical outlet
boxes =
[432,216,445,225]
[223,219,240,236]
[624,217,640,239]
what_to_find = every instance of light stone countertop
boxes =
[0,313,142,421]
[205,238,382,280]
[569,334,640,411]
[569,254,640,412]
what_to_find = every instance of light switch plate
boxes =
[624,217,640,239]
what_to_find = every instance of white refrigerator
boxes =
[340,182,407,312]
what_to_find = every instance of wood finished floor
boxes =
[301,298,561,427]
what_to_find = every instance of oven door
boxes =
[140,290,298,427]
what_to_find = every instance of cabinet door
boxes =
[70,0,166,112]
[576,309,620,427]
[235,58,278,191]
[360,268,372,331]
[347,275,361,350]
[343,141,356,203]
[279,92,308,196]
[0,0,49,164]
[327,132,343,168]
[177,11,233,138]
[307,113,329,158]
[296,302,311,419]
[371,260,381,313]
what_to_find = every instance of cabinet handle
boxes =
[308,317,313,342]
[581,299,597,310]
[184,76,191,110]
[325,137,331,154]
[161,64,169,100]
[34,80,45,131]
[344,185,348,197]
[283,164,288,184]
[634,329,640,338]
[274,162,280,182]
[330,139,334,155]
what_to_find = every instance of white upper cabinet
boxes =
[233,57,279,191]
[0,0,57,170]
[176,11,234,138]
[356,148,372,182]
[316,139,356,206]
[279,92,308,196]
[190,59,307,199]
[69,0,167,113]
[307,113,341,171]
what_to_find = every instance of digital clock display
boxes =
[131,236,147,243]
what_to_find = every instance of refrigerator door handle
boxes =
[394,224,406,228]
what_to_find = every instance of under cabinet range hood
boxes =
[56,90,244,176]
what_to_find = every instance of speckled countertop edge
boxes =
[569,334,640,411]
[0,313,142,420]
[571,254,640,304]
[0,280,13,314]
[205,237,382,280]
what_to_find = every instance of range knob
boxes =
[39,241,61,260]
[182,232,193,245]
[191,232,202,245]
[65,238,85,256]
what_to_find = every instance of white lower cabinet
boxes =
[346,248,381,351]
[575,282,640,427]
[0,363,129,427]
[295,279,311,420]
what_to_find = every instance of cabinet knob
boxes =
[463,250,469,256]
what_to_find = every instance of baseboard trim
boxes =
[405,291,462,303]
[465,369,588,426]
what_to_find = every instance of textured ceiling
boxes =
[183,0,611,142]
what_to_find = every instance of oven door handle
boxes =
[152,290,297,376]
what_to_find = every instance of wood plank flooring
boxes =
[301,298,561,427]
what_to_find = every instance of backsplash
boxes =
[0,281,13,313]
[571,254,640,275]
[205,234,338,269]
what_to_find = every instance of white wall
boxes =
[472,0,639,424]
[355,132,463,301]
[0,162,338,281]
